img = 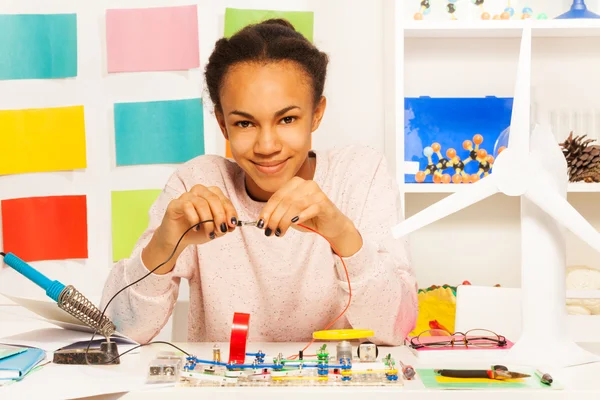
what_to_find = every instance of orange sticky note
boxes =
[1,195,88,261]
[0,105,86,175]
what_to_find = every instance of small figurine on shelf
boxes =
[414,0,432,20]
[414,134,497,184]
[471,0,491,20]
[414,0,461,20]
[447,1,458,20]
[413,0,547,21]
[497,1,548,20]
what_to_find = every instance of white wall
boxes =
[0,0,385,339]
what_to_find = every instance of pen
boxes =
[435,369,530,380]
[535,369,553,385]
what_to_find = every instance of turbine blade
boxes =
[525,186,600,254]
[392,176,499,239]
[507,25,532,157]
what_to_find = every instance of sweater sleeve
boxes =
[333,155,418,346]
[100,175,198,344]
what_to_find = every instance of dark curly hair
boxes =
[205,18,329,112]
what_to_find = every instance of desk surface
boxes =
[2,307,600,399]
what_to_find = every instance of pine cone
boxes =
[559,132,600,183]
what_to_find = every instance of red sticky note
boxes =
[1,195,88,262]
[106,5,200,73]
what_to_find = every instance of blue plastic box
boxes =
[404,96,513,183]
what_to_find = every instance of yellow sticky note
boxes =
[0,105,86,175]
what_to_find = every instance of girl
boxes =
[101,19,417,346]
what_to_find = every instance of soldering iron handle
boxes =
[3,252,65,302]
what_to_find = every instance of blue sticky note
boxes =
[114,98,205,166]
[0,14,77,80]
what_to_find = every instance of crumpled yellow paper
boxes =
[409,286,457,337]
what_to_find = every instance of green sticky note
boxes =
[0,14,77,80]
[416,369,553,390]
[224,8,314,42]
[111,189,162,261]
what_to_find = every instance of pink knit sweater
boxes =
[100,145,417,345]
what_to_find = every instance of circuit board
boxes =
[148,344,405,387]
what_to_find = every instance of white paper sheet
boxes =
[0,362,170,400]
[2,293,84,326]
[0,293,136,343]
[0,327,136,353]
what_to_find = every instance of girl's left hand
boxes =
[257,177,362,255]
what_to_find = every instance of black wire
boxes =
[98,341,190,365]
[0,252,6,257]
[85,220,214,365]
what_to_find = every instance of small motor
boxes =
[336,340,353,362]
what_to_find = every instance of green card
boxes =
[416,368,558,390]
[111,189,162,261]
[224,8,314,42]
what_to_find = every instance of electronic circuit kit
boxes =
[148,314,405,387]
[0,214,557,390]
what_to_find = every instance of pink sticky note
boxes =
[106,5,200,73]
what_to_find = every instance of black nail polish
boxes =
[291,216,299,223]
[275,228,281,237]
[231,217,238,226]
[257,219,265,229]
[220,223,227,233]
[265,227,272,236]
[209,231,216,239]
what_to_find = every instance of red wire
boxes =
[286,223,353,360]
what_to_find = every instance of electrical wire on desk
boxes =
[85,219,214,365]
[85,220,353,365]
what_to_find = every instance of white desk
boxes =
[2,307,600,399]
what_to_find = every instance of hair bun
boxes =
[259,18,296,31]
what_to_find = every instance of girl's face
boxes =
[216,60,326,201]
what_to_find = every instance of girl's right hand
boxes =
[155,184,239,249]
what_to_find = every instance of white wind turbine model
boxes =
[392,24,600,368]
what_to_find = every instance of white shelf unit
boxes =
[383,0,600,332]
[404,19,600,38]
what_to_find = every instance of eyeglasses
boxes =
[409,328,507,349]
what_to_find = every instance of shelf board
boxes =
[403,183,600,193]
[567,182,600,192]
[403,184,471,193]
[567,289,600,299]
[403,19,600,39]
